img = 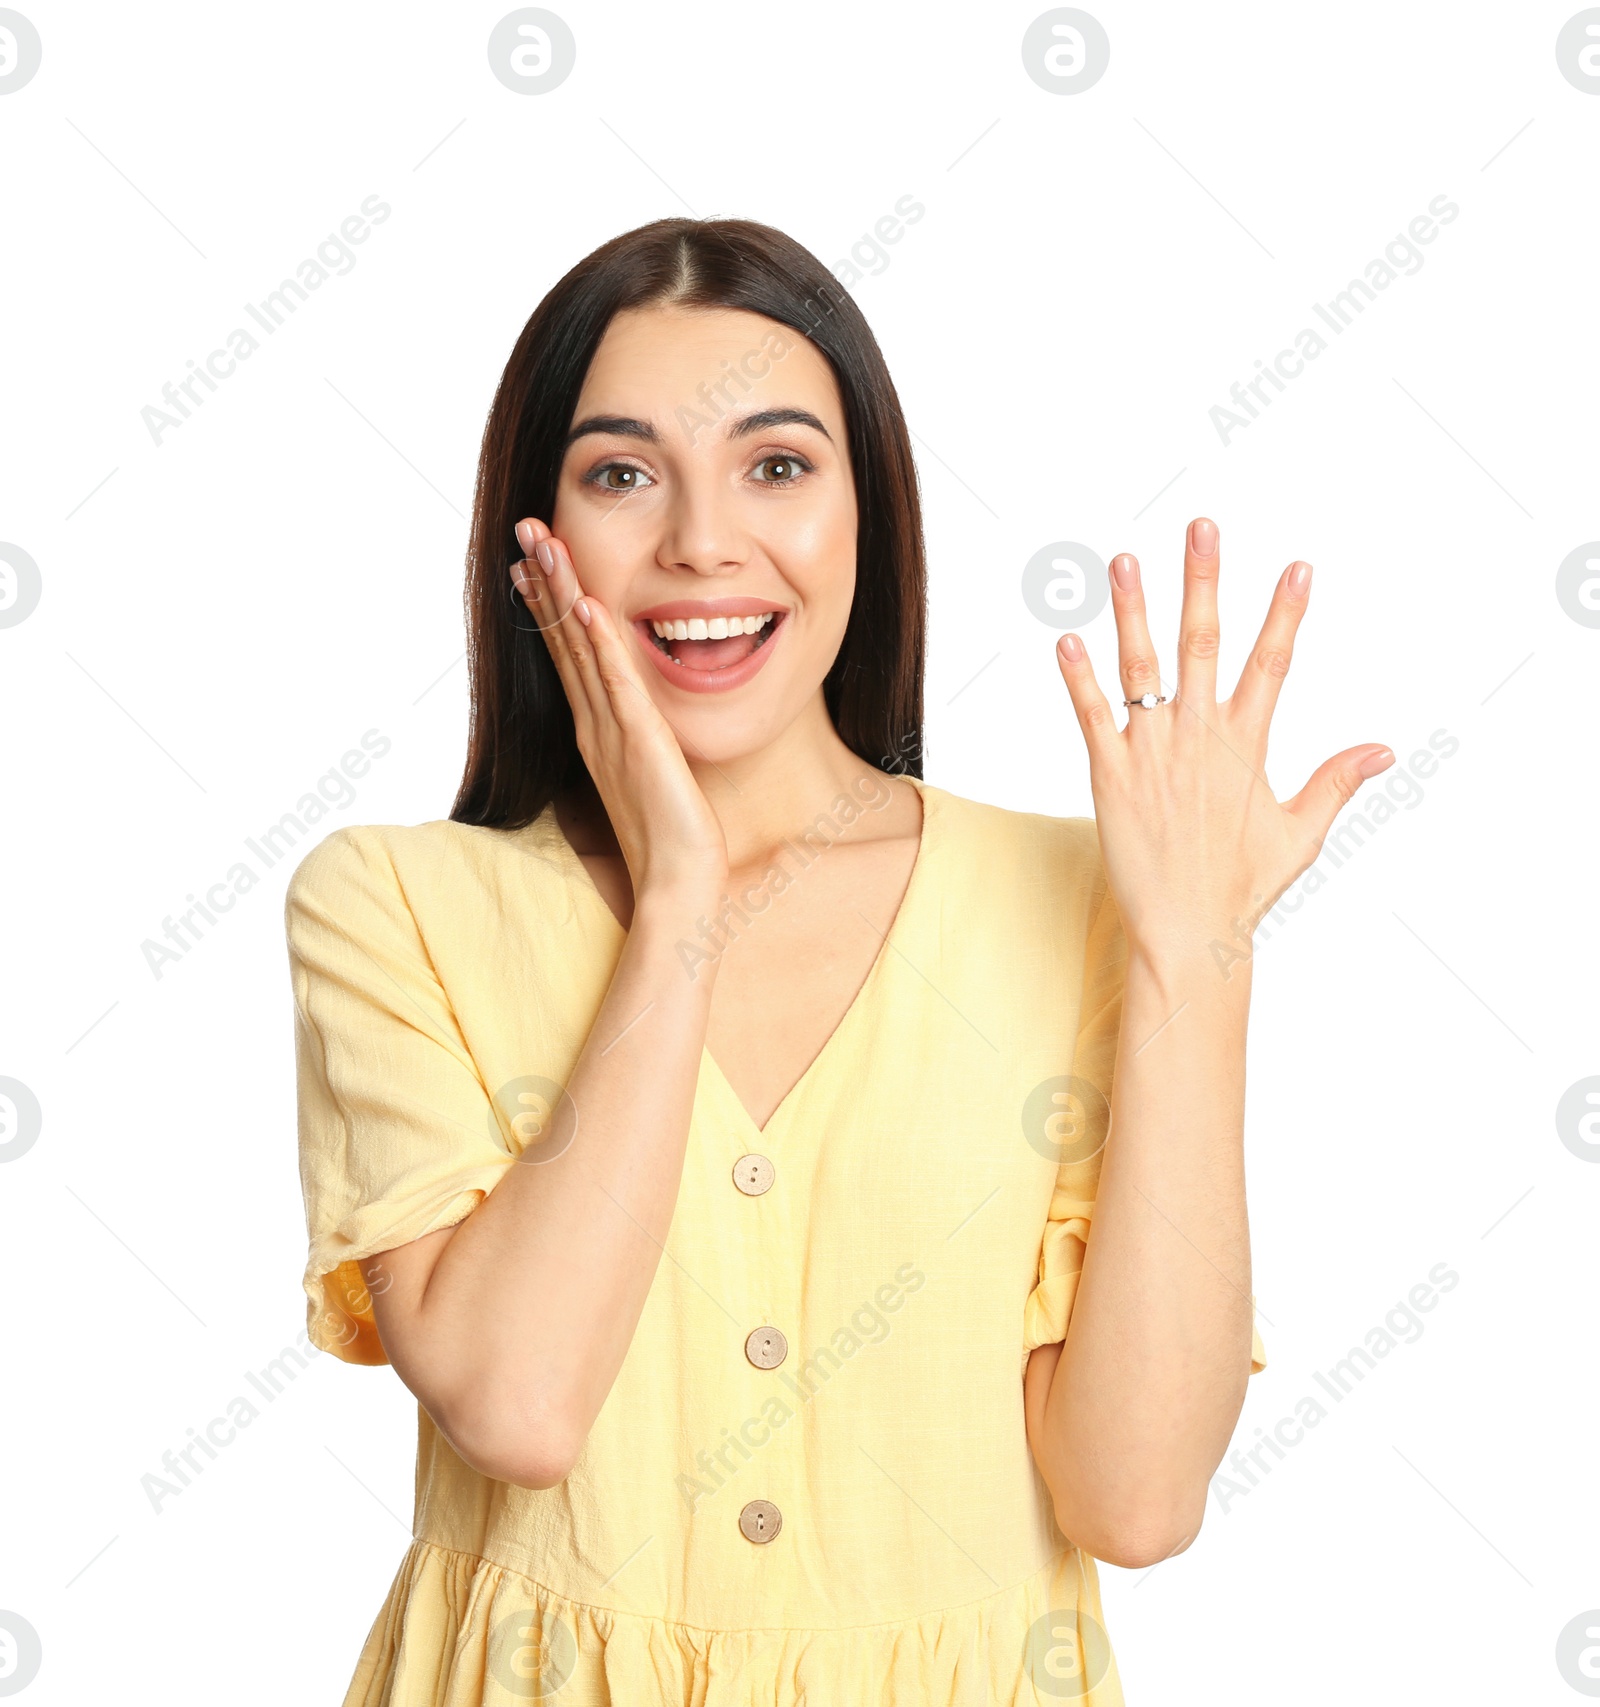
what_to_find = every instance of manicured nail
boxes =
[1189,517,1217,557]
[515,519,536,551]
[1358,747,1393,778]
[1059,633,1084,661]
[574,596,592,627]
[534,540,555,574]
[1288,561,1312,594]
[1111,553,1139,590]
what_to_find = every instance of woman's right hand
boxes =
[513,517,729,904]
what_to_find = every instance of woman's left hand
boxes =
[1054,516,1394,976]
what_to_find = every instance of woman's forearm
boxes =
[1027,947,1255,1564]
[378,882,722,1486]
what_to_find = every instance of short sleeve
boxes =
[286,826,515,1364]
[1020,845,1269,1376]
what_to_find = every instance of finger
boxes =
[538,536,612,717]
[1055,633,1120,763]
[1230,560,1312,738]
[1284,744,1395,851]
[513,518,600,735]
[1107,553,1170,719]
[1177,516,1221,707]
[575,587,664,732]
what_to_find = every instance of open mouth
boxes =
[642,611,785,674]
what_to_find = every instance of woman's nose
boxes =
[654,478,751,575]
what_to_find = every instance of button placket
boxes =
[731,1154,786,1538]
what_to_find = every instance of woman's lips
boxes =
[632,611,786,694]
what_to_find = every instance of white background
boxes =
[2,2,1596,1701]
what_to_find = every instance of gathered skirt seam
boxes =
[406,1535,1086,1639]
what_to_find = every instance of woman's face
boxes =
[549,304,857,764]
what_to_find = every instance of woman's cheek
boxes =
[554,505,637,604]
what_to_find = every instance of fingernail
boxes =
[1111,553,1139,590]
[574,596,592,627]
[1059,633,1084,661]
[1358,747,1393,778]
[535,540,555,574]
[1189,518,1217,557]
[1288,561,1312,594]
[515,519,535,551]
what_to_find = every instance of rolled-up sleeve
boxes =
[286,826,514,1365]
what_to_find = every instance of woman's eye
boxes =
[752,454,810,485]
[588,462,653,492]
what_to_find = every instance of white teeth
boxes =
[649,612,775,640]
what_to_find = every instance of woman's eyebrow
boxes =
[727,407,832,442]
[565,414,659,448]
[564,406,832,450]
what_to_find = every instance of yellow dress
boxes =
[287,774,1266,1706]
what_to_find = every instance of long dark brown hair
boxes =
[450,217,926,831]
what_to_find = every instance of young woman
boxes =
[288,218,1392,1705]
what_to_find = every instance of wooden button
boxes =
[744,1326,787,1369]
[738,1499,782,1544]
[732,1154,775,1196]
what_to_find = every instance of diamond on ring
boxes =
[1139,693,1158,709]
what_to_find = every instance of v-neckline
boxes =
[532,774,936,1142]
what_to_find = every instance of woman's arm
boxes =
[361,521,728,1489]
[1024,951,1252,1567]
[363,879,720,1490]
[1024,516,1393,1566]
